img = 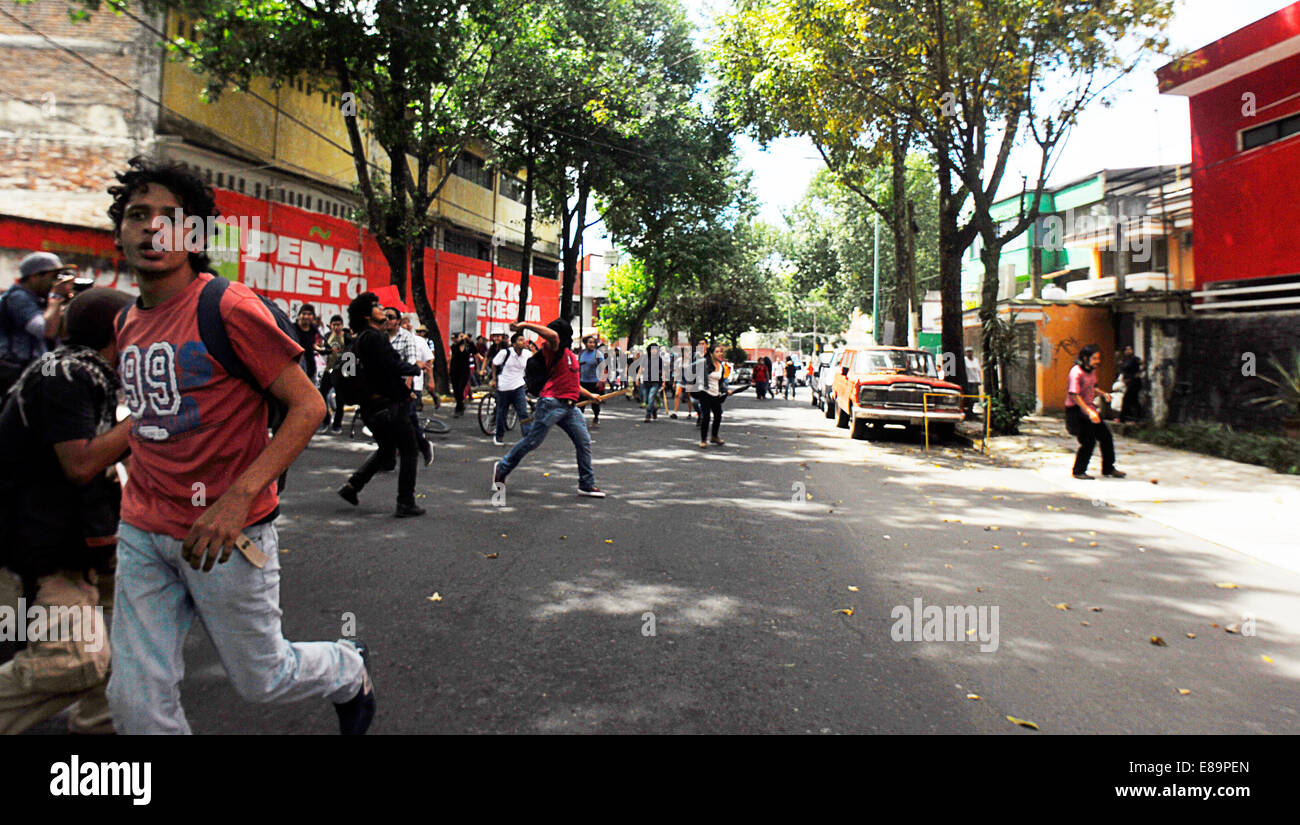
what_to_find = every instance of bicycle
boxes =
[478,386,537,436]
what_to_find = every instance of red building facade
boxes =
[1157,2,1300,290]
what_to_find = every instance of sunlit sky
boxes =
[679,0,1299,227]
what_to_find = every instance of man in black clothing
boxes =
[319,314,351,432]
[449,333,476,417]
[1118,346,1144,423]
[336,292,424,517]
[293,304,323,384]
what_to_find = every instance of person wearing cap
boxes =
[0,252,76,396]
[0,287,134,735]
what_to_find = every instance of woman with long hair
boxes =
[1065,344,1127,480]
[689,342,731,448]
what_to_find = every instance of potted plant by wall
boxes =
[1249,351,1300,438]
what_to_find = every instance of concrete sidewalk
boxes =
[983,415,1300,576]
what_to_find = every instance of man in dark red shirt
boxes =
[104,157,374,734]
[491,318,605,497]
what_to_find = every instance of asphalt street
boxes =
[25,389,1300,734]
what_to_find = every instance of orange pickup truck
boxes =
[828,346,964,440]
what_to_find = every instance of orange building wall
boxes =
[1037,305,1116,413]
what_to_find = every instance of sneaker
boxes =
[330,425,343,434]
[670,413,678,419]
[577,486,607,498]
[491,461,507,490]
[1073,473,1095,480]
[335,640,375,735]
[699,441,708,448]
[419,442,433,467]
[643,413,651,422]
[1102,469,1127,478]
[710,437,725,446]
[338,484,359,506]
[493,437,504,446]
[592,420,600,429]
[394,502,426,518]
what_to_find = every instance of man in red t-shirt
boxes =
[104,157,374,734]
[491,318,605,497]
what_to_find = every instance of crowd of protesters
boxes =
[0,156,1139,738]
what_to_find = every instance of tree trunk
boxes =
[560,169,590,322]
[889,135,910,347]
[907,200,920,347]
[517,118,537,323]
[978,240,1003,402]
[936,150,966,388]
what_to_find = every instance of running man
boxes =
[105,157,373,734]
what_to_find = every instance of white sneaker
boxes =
[577,486,606,498]
[493,437,504,446]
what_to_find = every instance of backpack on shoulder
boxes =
[523,346,553,396]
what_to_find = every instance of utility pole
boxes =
[872,212,881,343]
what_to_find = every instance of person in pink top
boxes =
[1065,344,1126,480]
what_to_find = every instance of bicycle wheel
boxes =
[505,403,518,432]
[478,392,497,436]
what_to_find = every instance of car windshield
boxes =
[859,350,938,377]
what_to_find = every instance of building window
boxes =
[499,174,527,203]
[1242,112,1300,151]
[238,177,245,194]
[254,182,261,199]
[497,247,524,272]
[451,152,492,189]
[443,229,491,261]
[297,192,304,208]
[532,259,558,280]
[205,168,212,183]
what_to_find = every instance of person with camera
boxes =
[0,288,133,735]
[337,292,425,517]
[0,252,77,397]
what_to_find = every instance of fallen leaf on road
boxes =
[605,539,613,544]
[543,472,550,477]
[1089,541,1099,547]
[834,608,854,616]
[992,545,1000,550]
[1178,688,1190,696]
[427,593,443,602]
[1186,633,1196,639]
[883,535,891,540]
[944,564,954,569]
[280,548,291,554]
[1055,603,1070,610]
[1150,636,1167,646]
[1022,542,1029,546]
[1225,624,1240,634]
[967,694,981,700]
[1150,478,1159,484]
[560,535,567,540]
[1089,607,1103,612]
[1210,622,1220,628]
[1215,582,1239,589]
[1067,537,1075,543]
[1081,621,1090,626]
[847,586,860,592]
[500,533,507,538]
[484,553,499,560]
[1262,655,1274,664]
[1026,560,1034,564]
[976,587,984,592]
[1006,716,1039,730]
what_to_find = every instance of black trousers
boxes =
[581,381,602,418]
[1120,377,1144,422]
[1067,405,1116,476]
[451,371,470,413]
[319,368,346,428]
[349,401,420,506]
[693,391,723,440]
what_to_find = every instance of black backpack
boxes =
[524,346,557,396]
[333,329,372,406]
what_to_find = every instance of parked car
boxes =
[829,346,964,440]
[810,350,836,407]
[733,361,756,386]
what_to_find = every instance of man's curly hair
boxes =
[107,155,219,274]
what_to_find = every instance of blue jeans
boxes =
[641,382,662,414]
[107,520,366,734]
[496,397,595,489]
[495,385,531,440]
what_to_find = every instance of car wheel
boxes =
[825,396,837,420]
[851,415,869,440]
[836,402,849,428]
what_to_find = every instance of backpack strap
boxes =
[196,276,258,391]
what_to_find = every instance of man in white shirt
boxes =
[963,346,982,419]
[386,308,433,465]
[491,331,531,445]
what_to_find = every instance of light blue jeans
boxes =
[496,396,595,490]
[107,520,366,734]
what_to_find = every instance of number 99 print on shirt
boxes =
[115,273,303,540]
